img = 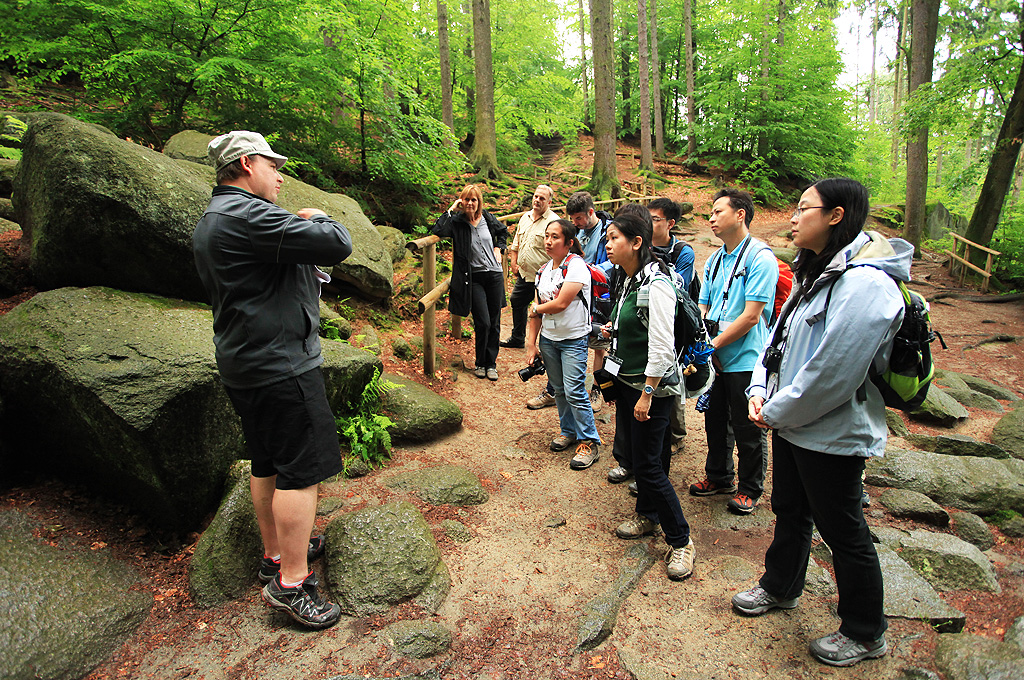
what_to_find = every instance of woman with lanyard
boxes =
[600,213,694,580]
[432,184,508,380]
[525,219,602,470]
[736,178,910,667]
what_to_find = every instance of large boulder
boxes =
[910,385,969,426]
[0,509,152,680]
[880,488,950,526]
[866,448,1024,515]
[162,129,217,166]
[934,633,1024,680]
[877,545,965,633]
[386,465,489,506]
[905,433,1009,459]
[993,407,1024,461]
[324,500,449,616]
[188,461,262,608]
[925,202,968,240]
[0,286,381,531]
[382,372,463,443]
[897,529,1000,593]
[13,114,391,303]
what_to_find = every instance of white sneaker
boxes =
[666,539,695,580]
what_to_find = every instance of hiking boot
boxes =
[258,535,327,584]
[607,466,632,483]
[666,539,696,580]
[731,585,799,616]
[569,441,599,470]
[486,368,498,381]
[261,571,341,630]
[809,631,887,667]
[590,384,604,413]
[688,478,738,496]
[615,513,659,539]
[473,366,487,379]
[727,494,756,515]
[499,338,525,349]
[628,480,638,497]
[527,389,556,410]
[550,434,577,452]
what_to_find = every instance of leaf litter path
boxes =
[67,199,1023,680]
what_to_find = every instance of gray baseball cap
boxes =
[207,130,288,171]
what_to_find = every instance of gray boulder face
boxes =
[951,512,996,551]
[946,388,1004,413]
[935,633,1024,680]
[877,545,965,633]
[0,158,17,196]
[804,555,837,596]
[993,407,1024,461]
[189,461,263,609]
[577,543,656,651]
[162,129,217,166]
[0,197,15,220]
[897,529,1000,593]
[1007,616,1024,653]
[940,370,1021,403]
[935,370,970,392]
[911,385,970,426]
[386,465,489,506]
[0,287,243,530]
[383,620,452,658]
[0,286,378,532]
[865,449,1024,515]
[0,509,152,680]
[324,500,449,616]
[382,372,463,444]
[880,488,951,526]
[377,224,409,263]
[905,433,1009,459]
[13,113,213,301]
[887,409,911,437]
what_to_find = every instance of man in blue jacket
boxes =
[193,131,352,629]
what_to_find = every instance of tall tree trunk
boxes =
[891,2,908,175]
[437,0,454,135]
[963,48,1024,262]
[587,0,619,198]
[869,0,878,123]
[684,0,696,156]
[756,0,771,158]
[620,21,632,131]
[579,0,590,128]
[637,0,653,171]
[468,0,503,180]
[903,0,940,254]
[1011,144,1024,207]
[650,0,665,157]
[463,1,474,126]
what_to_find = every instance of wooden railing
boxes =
[947,233,1001,293]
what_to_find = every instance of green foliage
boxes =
[0,146,22,160]
[335,367,398,472]
[319,318,343,341]
[368,309,399,331]
[992,205,1024,283]
[986,509,1022,525]
[737,157,787,206]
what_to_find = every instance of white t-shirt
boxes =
[535,253,591,341]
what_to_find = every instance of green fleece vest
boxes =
[611,286,650,379]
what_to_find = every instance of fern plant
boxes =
[335,367,397,475]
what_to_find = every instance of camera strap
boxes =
[708,236,753,323]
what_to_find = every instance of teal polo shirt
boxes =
[699,235,778,372]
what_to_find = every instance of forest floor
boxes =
[3,136,1024,679]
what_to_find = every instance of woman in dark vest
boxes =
[432,184,508,380]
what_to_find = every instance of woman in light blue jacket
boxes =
[732,178,910,668]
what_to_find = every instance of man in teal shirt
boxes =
[690,188,777,515]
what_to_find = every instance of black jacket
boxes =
[431,209,508,317]
[192,185,352,389]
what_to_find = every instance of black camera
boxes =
[703,318,720,337]
[518,356,546,382]
[762,346,783,374]
[592,367,619,403]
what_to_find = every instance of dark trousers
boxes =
[704,370,767,499]
[506,273,536,344]
[614,381,690,548]
[470,270,503,369]
[760,433,887,642]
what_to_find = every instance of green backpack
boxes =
[824,270,945,410]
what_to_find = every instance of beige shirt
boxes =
[510,208,560,280]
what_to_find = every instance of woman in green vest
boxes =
[602,213,695,581]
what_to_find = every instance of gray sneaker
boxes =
[615,513,659,539]
[607,466,632,483]
[628,480,638,496]
[589,384,604,413]
[666,539,696,580]
[569,441,600,470]
[731,585,799,616]
[809,631,887,667]
[527,389,556,409]
[473,366,487,379]
[486,368,498,381]
[550,434,577,451]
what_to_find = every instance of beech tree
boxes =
[903,0,941,253]
[588,0,620,197]
[638,0,654,171]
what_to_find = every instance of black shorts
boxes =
[225,366,343,490]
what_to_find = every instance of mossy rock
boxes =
[382,372,462,443]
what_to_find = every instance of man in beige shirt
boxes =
[501,185,560,408]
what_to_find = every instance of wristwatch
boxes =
[643,385,654,396]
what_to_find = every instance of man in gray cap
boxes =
[193,131,352,629]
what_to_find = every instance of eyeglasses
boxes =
[651,216,667,223]
[792,206,826,219]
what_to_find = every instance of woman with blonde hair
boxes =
[433,184,508,379]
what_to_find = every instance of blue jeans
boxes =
[539,335,600,444]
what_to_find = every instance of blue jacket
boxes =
[747,231,911,458]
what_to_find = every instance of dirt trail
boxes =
[59,199,1022,680]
